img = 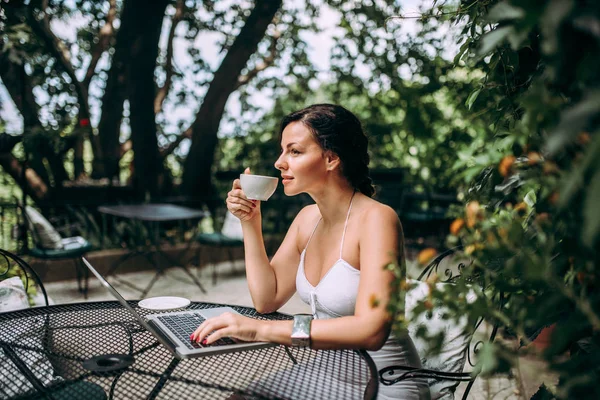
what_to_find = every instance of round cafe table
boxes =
[0,301,378,399]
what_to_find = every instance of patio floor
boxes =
[43,259,555,400]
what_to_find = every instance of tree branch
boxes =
[29,0,90,120]
[0,54,42,128]
[180,0,283,198]
[154,0,185,114]
[83,0,117,89]
[235,27,281,90]
[159,127,192,158]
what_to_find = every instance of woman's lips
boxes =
[282,177,293,185]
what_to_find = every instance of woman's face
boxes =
[274,121,328,196]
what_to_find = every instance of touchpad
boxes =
[198,306,239,319]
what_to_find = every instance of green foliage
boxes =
[389,1,600,399]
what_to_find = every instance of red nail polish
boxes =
[201,339,207,345]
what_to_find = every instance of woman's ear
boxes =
[325,151,341,171]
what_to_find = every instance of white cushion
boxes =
[405,279,475,400]
[0,277,30,312]
[24,206,62,249]
[60,236,88,250]
[221,211,243,240]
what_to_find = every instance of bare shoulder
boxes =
[295,204,320,224]
[359,198,400,228]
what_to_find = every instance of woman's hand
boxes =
[227,167,260,222]
[190,312,263,345]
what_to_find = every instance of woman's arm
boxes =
[240,208,305,313]
[193,204,401,351]
[227,172,312,313]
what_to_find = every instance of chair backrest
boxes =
[404,246,504,400]
[21,205,64,250]
[0,248,49,308]
[220,211,243,240]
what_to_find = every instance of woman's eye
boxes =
[290,149,300,155]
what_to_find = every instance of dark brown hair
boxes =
[280,104,375,197]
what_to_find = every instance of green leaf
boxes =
[507,28,530,50]
[486,2,525,22]
[559,130,600,206]
[478,26,514,56]
[582,167,600,248]
[463,166,483,182]
[466,89,481,110]
[473,342,498,377]
[524,190,537,208]
[547,90,600,154]
[453,39,471,65]
[540,0,574,55]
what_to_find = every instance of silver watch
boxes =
[291,314,313,347]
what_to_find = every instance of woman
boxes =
[192,104,430,400]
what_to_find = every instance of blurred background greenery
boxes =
[1,1,599,398]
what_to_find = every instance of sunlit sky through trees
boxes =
[0,0,457,157]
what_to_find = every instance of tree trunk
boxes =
[94,0,138,179]
[0,153,48,201]
[126,0,169,196]
[0,52,50,202]
[180,0,282,202]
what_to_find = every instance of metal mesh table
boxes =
[0,302,378,399]
[98,204,209,296]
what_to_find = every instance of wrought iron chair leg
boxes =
[212,249,218,286]
[79,258,89,299]
[461,379,476,400]
[194,246,201,278]
[74,259,83,293]
[71,258,89,299]
[228,248,236,276]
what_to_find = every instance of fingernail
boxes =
[190,334,194,339]
[201,339,207,345]
[252,203,256,208]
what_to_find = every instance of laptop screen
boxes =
[81,257,157,334]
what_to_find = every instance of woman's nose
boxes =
[274,154,286,170]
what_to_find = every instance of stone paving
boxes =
[44,259,555,399]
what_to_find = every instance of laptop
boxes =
[82,257,278,359]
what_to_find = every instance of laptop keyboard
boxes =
[157,313,236,350]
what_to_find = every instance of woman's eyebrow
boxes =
[281,142,299,149]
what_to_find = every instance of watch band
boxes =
[291,314,313,347]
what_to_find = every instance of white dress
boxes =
[294,197,431,400]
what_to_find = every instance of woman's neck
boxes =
[312,185,357,226]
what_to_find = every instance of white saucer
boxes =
[138,296,191,311]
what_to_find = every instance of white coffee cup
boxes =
[240,174,279,201]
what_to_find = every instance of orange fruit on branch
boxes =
[450,218,465,235]
[527,152,542,165]
[498,155,516,177]
[417,248,438,266]
[513,202,529,218]
[577,132,591,145]
[466,201,482,227]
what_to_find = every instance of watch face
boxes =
[291,314,313,347]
